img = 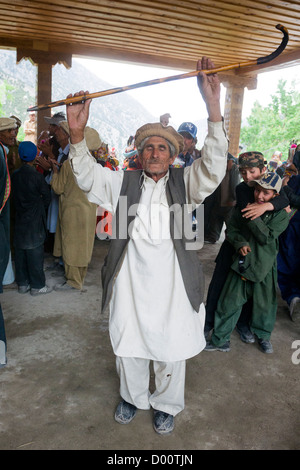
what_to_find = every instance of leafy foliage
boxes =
[240,79,300,161]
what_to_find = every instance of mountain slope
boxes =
[0,50,155,157]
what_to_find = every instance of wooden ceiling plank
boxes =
[108,0,300,32]
[53,0,300,25]
[1,0,298,59]
[0,6,286,56]
[7,0,299,45]
[177,0,300,18]
[4,0,300,33]
[0,16,275,64]
[0,0,299,72]
[1,5,295,53]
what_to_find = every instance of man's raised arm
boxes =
[196,56,222,123]
[66,90,92,144]
[66,90,123,212]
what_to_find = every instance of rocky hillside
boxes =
[0,50,155,159]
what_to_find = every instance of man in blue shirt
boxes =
[171,122,199,167]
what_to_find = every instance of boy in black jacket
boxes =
[12,141,52,296]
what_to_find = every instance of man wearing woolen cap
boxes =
[0,117,17,148]
[50,122,100,292]
[65,57,228,434]
[0,117,17,367]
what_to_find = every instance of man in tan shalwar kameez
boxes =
[51,123,101,291]
[24,111,37,145]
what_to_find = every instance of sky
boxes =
[75,56,300,130]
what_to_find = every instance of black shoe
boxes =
[236,326,255,343]
[18,284,30,294]
[258,338,273,354]
[54,282,77,291]
[205,340,230,352]
[153,410,174,435]
[114,399,137,424]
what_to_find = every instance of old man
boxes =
[66,57,228,434]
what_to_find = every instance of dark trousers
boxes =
[205,239,252,331]
[14,243,45,289]
[277,270,300,306]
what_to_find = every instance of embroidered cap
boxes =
[249,171,282,193]
[238,151,265,168]
[135,122,184,155]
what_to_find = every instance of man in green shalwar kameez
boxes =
[205,171,289,354]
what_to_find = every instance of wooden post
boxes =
[220,74,257,157]
[17,47,72,141]
[37,63,52,138]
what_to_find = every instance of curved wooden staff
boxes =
[28,24,288,112]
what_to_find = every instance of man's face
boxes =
[254,184,276,204]
[180,132,194,153]
[239,166,265,184]
[0,128,17,146]
[54,126,69,146]
[49,124,58,137]
[138,136,176,181]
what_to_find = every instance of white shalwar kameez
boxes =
[69,120,228,415]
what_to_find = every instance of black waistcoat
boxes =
[101,168,204,312]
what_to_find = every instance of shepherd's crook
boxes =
[28,24,288,112]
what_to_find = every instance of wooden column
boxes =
[37,63,52,137]
[220,74,257,157]
[17,46,72,140]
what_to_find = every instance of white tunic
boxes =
[69,120,228,362]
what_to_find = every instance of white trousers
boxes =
[116,356,186,417]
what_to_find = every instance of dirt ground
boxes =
[0,237,299,451]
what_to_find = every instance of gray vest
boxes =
[101,168,204,312]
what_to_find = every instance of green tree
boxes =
[240,79,300,160]
[0,79,15,117]
[0,77,33,141]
